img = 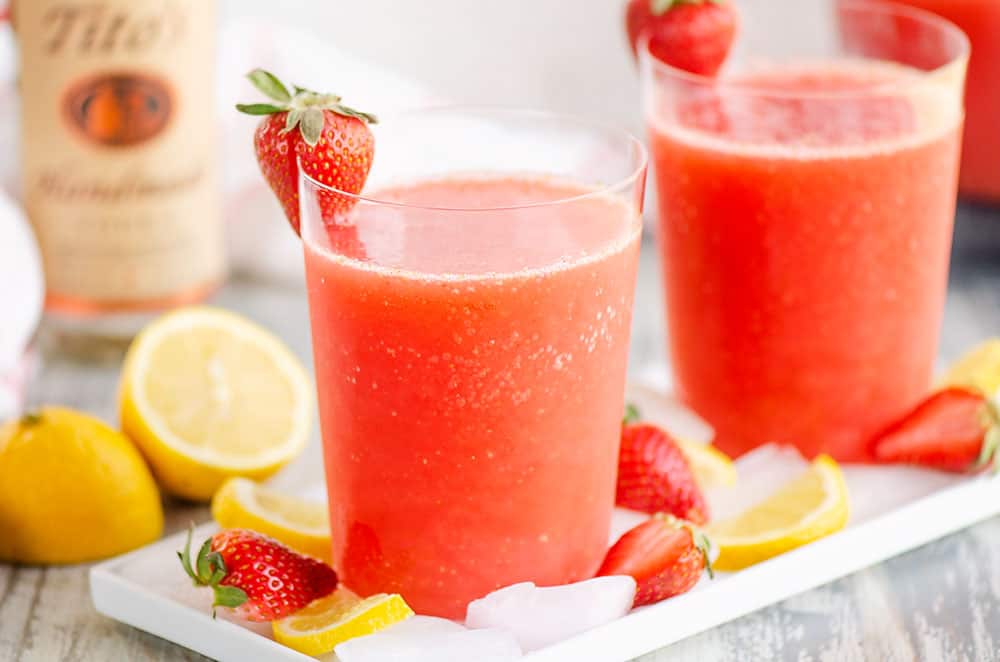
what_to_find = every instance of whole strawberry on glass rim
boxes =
[872,387,1000,474]
[178,527,338,621]
[625,0,739,75]
[236,69,376,235]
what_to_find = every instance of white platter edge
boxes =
[91,476,1000,662]
[526,474,1000,661]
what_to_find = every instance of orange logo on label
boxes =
[64,74,172,147]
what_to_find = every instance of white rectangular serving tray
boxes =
[90,385,1000,662]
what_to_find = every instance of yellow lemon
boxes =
[940,338,1000,397]
[0,407,163,564]
[675,438,737,488]
[707,455,849,571]
[120,306,311,502]
[211,477,330,562]
[272,591,413,656]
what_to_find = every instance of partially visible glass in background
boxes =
[643,0,968,461]
[892,0,1000,203]
[15,0,224,353]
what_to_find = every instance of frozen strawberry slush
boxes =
[651,61,962,461]
[304,176,642,617]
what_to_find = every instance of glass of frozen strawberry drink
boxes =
[642,0,968,462]
[299,108,646,618]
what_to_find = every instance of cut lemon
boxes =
[707,455,849,571]
[272,591,413,656]
[940,338,1000,397]
[675,438,737,487]
[120,307,312,501]
[211,477,330,562]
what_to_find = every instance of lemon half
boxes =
[120,307,311,501]
[707,455,850,571]
[940,338,1000,397]
[211,477,330,562]
[675,438,737,488]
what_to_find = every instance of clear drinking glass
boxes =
[641,0,968,462]
[299,108,646,618]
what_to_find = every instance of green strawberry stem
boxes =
[974,398,1000,472]
[623,403,641,425]
[19,412,43,428]
[654,513,715,580]
[177,525,248,617]
[650,0,723,15]
[235,68,377,147]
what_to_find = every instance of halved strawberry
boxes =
[178,527,338,621]
[237,69,376,235]
[625,0,739,75]
[617,407,710,524]
[597,514,712,607]
[872,387,1000,473]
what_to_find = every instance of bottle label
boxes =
[17,0,225,307]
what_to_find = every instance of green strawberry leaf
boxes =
[235,103,287,116]
[212,585,249,610]
[195,538,214,583]
[247,69,292,103]
[650,0,721,15]
[177,526,199,583]
[300,107,326,147]
[623,403,641,425]
[282,109,304,135]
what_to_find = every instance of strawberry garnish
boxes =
[872,387,1000,474]
[625,0,738,75]
[597,514,712,607]
[617,407,709,524]
[178,527,338,621]
[236,69,376,235]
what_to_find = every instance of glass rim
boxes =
[638,0,970,100]
[298,105,648,213]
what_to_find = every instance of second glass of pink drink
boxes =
[301,109,647,618]
[642,0,968,461]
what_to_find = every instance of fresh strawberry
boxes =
[597,514,712,607]
[178,527,338,621]
[625,0,738,75]
[617,407,709,524]
[872,387,1000,473]
[236,69,376,235]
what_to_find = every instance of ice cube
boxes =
[707,443,808,521]
[465,576,636,651]
[334,623,521,662]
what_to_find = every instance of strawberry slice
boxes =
[178,527,338,621]
[597,514,712,607]
[872,387,1000,473]
[625,0,739,75]
[237,69,376,236]
[617,406,710,524]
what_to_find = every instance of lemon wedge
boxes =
[675,438,737,487]
[707,455,849,571]
[119,307,311,501]
[940,338,1000,397]
[272,591,413,656]
[211,477,330,562]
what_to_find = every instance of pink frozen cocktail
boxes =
[301,110,646,617]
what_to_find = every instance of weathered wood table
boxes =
[1,207,998,661]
